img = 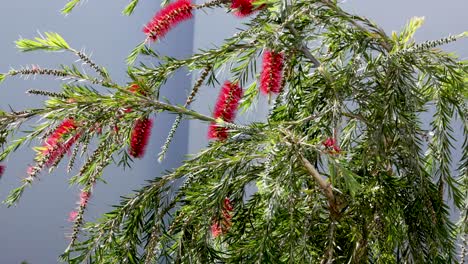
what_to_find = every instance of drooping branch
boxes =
[298,153,335,206]
[282,128,340,216]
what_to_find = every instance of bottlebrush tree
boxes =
[0,0,467,263]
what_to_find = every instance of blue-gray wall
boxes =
[0,0,466,263]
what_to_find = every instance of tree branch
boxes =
[286,25,321,68]
[145,98,255,133]
[299,153,334,203]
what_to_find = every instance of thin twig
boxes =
[158,66,212,161]
[287,25,321,68]
[75,50,109,80]
[321,220,336,264]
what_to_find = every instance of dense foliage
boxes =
[0,0,467,263]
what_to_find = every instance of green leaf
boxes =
[126,41,146,65]
[123,0,139,15]
[3,185,25,207]
[399,16,425,46]
[330,158,361,197]
[62,0,81,14]
[239,82,259,113]
[0,73,5,83]
[16,32,71,52]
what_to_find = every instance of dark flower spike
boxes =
[125,84,153,159]
[208,81,243,140]
[211,197,234,238]
[0,165,5,177]
[144,0,193,42]
[260,50,284,95]
[129,118,153,158]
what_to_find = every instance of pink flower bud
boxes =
[68,211,78,222]
[79,191,91,206]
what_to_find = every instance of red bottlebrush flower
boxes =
[223,197,233,211]
[211,222,223,238]
[322,137,341,154]
[230,0,264,17]
[79,191,91,206]
[208,81,243,140]
[68,211,78,222]
[222,198,233,226]
[333,145,341,153]
[42,119,80,167]
[260,50,284,95]
[129,118,153,158]
[143,0,193,42]
[0,165,5,177]
[44,132,81,167]
[211,197,234,238]
[94,124,103,135]
[45,119,78,148]
[208,125,229,141]
[322,137,335,148]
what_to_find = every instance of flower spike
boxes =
[260,50,284,95]
[211,197,234,238]
[144,0,193,42]
[129,118,153,158]
[208,81,243,140]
